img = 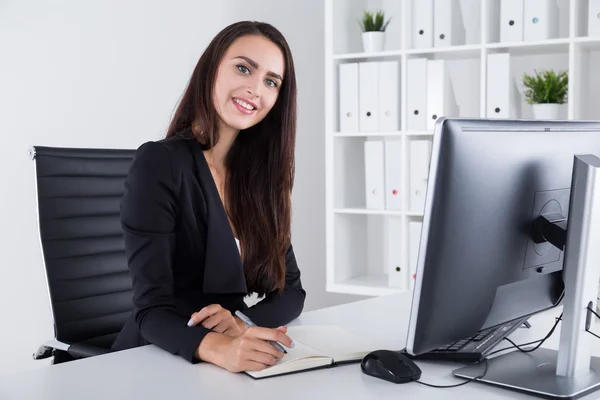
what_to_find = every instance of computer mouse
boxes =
[361,349,422,384]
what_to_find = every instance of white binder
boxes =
[386,217,405,289]
[408,221,423,291]
[486,53,521,119]
[364,141,385,210]
[433,0,466,48]
[406,58,428,131]
[411,0,433,49]
[359,62,379,132]
[523,0,559,41]
[589,0,600,37]
[378,61,399,132]
[338,63,359,133]
[409,140,432,213]
[426,59,458,130]
[384,140,402,210]
[500,0,524,42]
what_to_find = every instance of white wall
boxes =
[0,0,366,376]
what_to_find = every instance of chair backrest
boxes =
[30,146,136,351]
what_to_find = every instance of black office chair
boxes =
[29,145,136,364]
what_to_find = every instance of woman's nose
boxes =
[247,78,261,98]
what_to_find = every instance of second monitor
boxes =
[405,117,600,398]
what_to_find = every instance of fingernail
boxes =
[187,319,194,327]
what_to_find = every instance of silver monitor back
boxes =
[406,117,600,356]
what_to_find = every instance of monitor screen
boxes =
[406,118,600,356]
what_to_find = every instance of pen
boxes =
[234,310,288,354]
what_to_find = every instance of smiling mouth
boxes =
[232,97,257,114]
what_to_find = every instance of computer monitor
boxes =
[405,117,600,399]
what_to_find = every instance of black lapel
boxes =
[188,138,247,294]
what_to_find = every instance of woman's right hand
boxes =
[197,326,294,373]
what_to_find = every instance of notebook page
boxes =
[278,340,328,364]
[286,325,376,362]
[245,340,331,379]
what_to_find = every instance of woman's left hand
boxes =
[187,304,248,337]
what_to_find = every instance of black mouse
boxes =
[361,350,422,384]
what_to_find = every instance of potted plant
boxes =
[359,10,391,53]
[522,69,568,120]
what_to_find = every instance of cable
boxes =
[486,338,543,358]
[503,314,562,353]
[587,329,600,340]
[586,305,600,340]
[473,290,566,359]
[491,305,600,356]
[486,313,563,358]
[412,307,564,389]
[413,358,489,389]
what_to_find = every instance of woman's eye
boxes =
[237,65,250,74]
[266,79,277,88]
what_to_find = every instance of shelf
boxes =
[486,38,571,55]
[405,44,482,59]
[572,38,600,120]
[334,208,403,216]
[332,131,432,137]
[405,130,433,137]
[332,131,402,138]
[333,45,481,61]
[327,276,406,297]
[333,208,425,217]
[496,50,570,120]
[326,0,600,298]
[331,213,410,296]
[332,39,573,61]
[332,50,403,61]
[574,36,600,51]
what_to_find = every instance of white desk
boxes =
[2,293,600,400]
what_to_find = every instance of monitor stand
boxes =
[455,349,600,399]
[454,154,600,400]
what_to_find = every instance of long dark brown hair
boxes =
[166,21,297,296]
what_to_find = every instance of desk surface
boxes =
[2,293,600,400]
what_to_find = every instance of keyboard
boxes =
[403,317,530,362]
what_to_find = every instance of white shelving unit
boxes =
[324,0,600,297]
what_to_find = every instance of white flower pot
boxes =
[532,103,562,120]
[362,31,385,53]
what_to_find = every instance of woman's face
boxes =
[213,34,285,132]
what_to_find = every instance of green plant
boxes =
[522,69,569,105]
[358,10,391,32]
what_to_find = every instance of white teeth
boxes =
[234,98,254,110]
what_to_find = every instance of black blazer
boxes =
[111,132,306,363]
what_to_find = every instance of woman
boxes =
[112,21,306,373]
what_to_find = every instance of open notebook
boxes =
[245,325,377,379]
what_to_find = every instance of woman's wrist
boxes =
[195,332,231,363]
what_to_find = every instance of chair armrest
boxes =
[33,339,70,360]
[67,343,111,358]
